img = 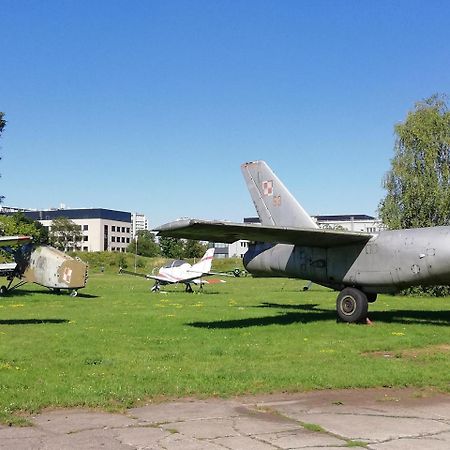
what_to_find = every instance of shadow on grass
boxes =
[188,301,450,328]
[2,289,98,299]
[0,319,69,325]
[75,292,99,299]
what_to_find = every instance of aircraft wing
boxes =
[0,262,17,277]
[0,236,32,247]
[154,219,373,248]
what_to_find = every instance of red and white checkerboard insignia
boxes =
[262,180,273,196]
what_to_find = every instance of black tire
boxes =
[366,293,378,303]
[0,285,7,296]
[336,288,368,323]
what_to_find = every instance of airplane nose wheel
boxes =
[0,285,7,296]
[336,287,368,323]
[70,290,78,297]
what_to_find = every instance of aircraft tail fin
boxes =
[241,161,318,228]
[191,247,215,273]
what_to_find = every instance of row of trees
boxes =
[127,230,207,258]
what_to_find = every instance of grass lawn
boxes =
[1,269,450,424]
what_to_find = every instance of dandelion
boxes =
[392,332,405,336]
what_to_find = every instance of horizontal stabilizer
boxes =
[154,219,373,248]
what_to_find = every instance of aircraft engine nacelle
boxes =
[23,246,88,291]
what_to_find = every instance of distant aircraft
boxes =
[155,160,450,323]
[120,248,224,293]
[0,236,88,296]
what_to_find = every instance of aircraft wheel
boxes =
[151,285,160,293]
[0,285,7,296]
[366,293,378,303]
[336,288,368,323]
[70,290,78,297]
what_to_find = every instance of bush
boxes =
[400,285,450,297]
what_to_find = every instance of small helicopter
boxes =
[0,235,88,296]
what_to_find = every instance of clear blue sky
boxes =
[1,0,449,226]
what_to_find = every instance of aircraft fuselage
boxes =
[244,226,450,294]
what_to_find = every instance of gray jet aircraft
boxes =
[155,160,450,323]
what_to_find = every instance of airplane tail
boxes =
[191,248,215,273]
[241,160,318,228]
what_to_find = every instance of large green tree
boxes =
[0,213,48,244]
[0,112,6,203]
[49,217,82,252]
[379,95,450,230]
[127,230,160,257]
[183,239,208,258]
[159,236,184,259]
[0,112,5,137]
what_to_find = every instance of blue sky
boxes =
[1,0,449,226]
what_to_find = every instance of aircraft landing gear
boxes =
[151,283,160,293]
[185,283,193,293]
[70,290,78,297]
[0,285,7,296]
[336,287,368,323]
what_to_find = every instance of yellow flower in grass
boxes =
[392,332,405,336]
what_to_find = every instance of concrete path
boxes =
[2,388,450,449]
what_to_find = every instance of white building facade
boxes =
[131,212,149,239]
[312,214,385,233]
[25,208,132,252]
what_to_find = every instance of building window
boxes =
[83,225,88,231]
[104,225,108,251]
[121,237,125,243]
[126,227,130,233]
[122,227,125,233]
[112,236,116,242]
[83,246,88,251]
[112,226,116,232]
[83,236,88,242]
[126,238,130,243]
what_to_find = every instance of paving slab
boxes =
[128,399,241,424]
[2,388,450,449]
[256,428,345,448]
[33,408,137,433]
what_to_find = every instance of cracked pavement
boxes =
[2,388,450,449]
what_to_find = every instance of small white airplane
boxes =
[121,248,224,293]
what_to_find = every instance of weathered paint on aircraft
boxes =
[24,246,88,291]
[155,160,450,323]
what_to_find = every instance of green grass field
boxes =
[1,264,450,424]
